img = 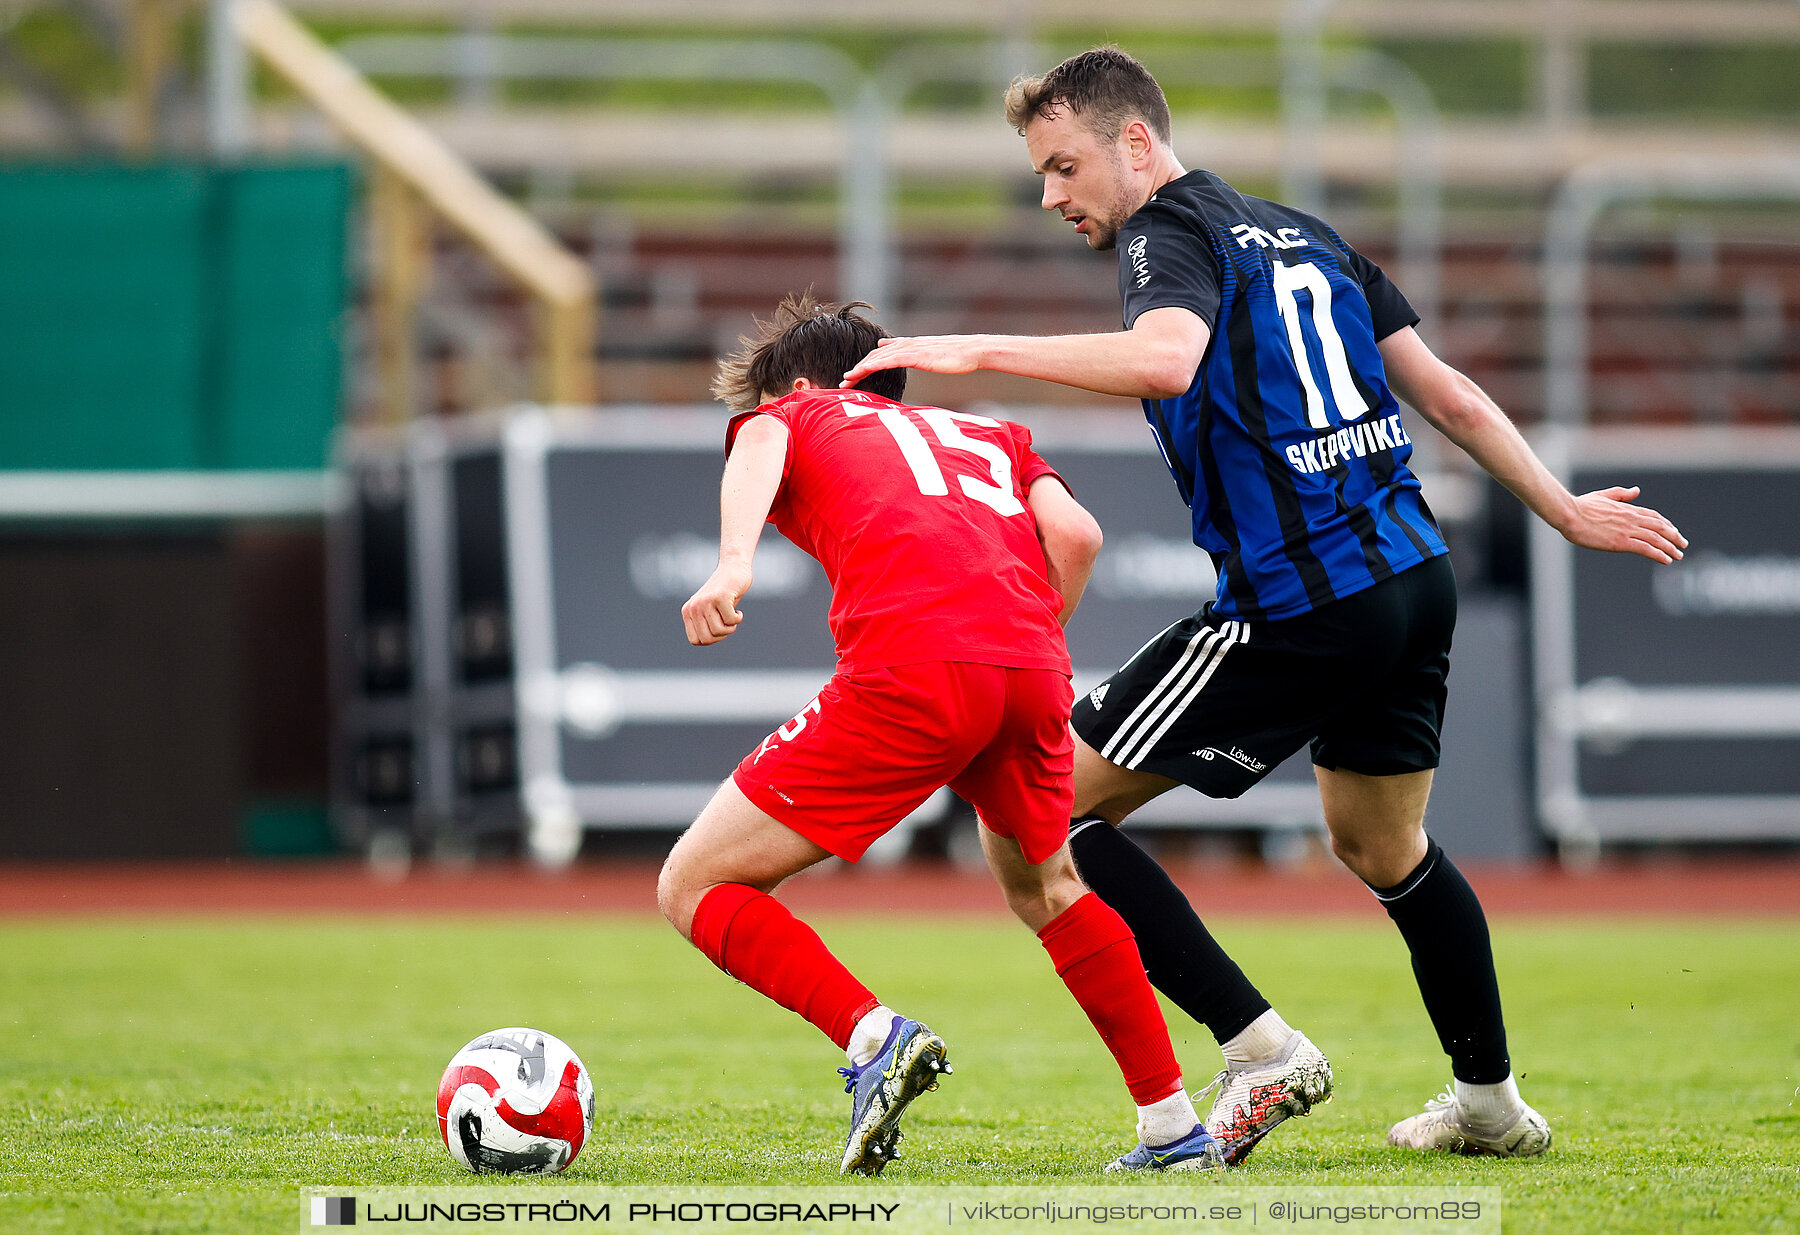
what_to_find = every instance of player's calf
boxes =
[1031,891,1230,1169]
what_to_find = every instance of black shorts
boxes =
[1073,555,1457,798]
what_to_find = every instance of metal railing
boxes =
[331,32,1446,320]
[1542,156,1800,426]
[281,0,1800,143]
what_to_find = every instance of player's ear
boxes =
[789,377,818,393]
[1123,119,1154,168]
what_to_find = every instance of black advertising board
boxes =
[1532,428,1800,846]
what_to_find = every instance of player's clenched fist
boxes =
[682,561,753,645]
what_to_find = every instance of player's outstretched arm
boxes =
[839,307,1209,401]
[1378,327,1688,565]
[682,414,791,646]
[1028,476,1104,626]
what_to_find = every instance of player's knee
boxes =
[1042,873,1089,922]
[1000,884,1056,931]
[653,861,680,925]
[1327,829,1384,880]
[1326,824,1422,887]
[654,856,698,936]
[1002,866,1085,931]
[1070,778,1156,828]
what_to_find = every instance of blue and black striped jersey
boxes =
[1119,169,1448,621]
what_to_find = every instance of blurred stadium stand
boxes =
[0,0,1796,861]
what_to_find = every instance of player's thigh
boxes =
[658,778,833,934]
[1070,731,1181,823]
[950,667,1073,866]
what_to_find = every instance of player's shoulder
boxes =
[727,388,846,452]
[726,404,788,454]
[1131,169,1246,230]
[1230,190,1357,258]
[777,387,1029,439]
[1181,183,1375,286]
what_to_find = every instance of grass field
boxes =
[1,913,1796,1233]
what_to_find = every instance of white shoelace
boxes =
[1192,1068,1231,1106]
[1422,1088,1459,1116]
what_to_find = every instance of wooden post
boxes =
[127,0,178,156]
[369,166,432,424]
[234,0,599,417]
[541,295,597,405]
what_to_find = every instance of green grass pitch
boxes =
[2,912,1796,1233]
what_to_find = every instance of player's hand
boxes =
[1561,486,1688,564]
[682,561,753,645]
[841,335,987,386]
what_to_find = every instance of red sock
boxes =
[689,883,881,1050]
[1038,892,1184,1105]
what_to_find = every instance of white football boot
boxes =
[1387,1086,1552,1157]
[1196,1031,1334,1164]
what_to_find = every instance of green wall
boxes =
[0,162,352,471]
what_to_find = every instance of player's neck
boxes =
[1146,155,1188,201]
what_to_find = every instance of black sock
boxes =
[1369,839,1511,1084]
[1069,818,1271,1045]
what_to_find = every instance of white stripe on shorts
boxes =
[1102,621,1235,768]
[1121,621,1250,769]
[1099,623,1220,765]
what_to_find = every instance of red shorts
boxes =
[733,661,1074,865]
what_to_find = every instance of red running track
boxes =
[1,857,1797,918]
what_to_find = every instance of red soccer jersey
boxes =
[726,388,1071,675]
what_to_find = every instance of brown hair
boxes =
[711,291,907,412]
[1003,45,1171,144]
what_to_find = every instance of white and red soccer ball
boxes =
[436,1028,595,1175]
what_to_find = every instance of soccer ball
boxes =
[436,1028,595,1174]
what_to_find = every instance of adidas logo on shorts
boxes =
[1088,683,1110,709]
